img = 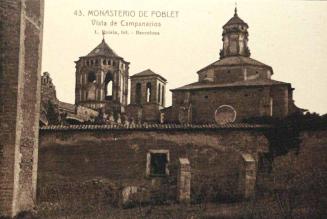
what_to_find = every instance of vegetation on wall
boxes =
[243,112,327,218]
[244,112,327,158]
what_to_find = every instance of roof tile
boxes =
[86,39,121,58]
[198,56,272,73]
[131,69,167,82]
[40,123,271,131]
[172,79,289,91]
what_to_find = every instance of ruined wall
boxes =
[0,0,44,217]
[76,105,99,121]
[142,103,162,123]
[255,129,327,217]
[41,72,57,105]
[37,128,269,205]
[126,103,161,123]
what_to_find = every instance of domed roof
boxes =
[86,39,121,58]
[223,8,248,28]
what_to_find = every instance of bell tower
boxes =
[75,39,129,114]
[128,69,167,123]
[220,7,251,58]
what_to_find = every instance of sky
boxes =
[42,0,327,115]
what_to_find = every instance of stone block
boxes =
[177,158,191,203]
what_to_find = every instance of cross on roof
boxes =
[102,30,106,41]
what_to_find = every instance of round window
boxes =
[214,105,237,125]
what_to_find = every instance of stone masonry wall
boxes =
[38,128,269,205]
[171,85,289,123]
[0,0,43,217]
[0,1,22,215]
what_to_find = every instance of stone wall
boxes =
[142,103,162,123]
[177,158,191,202]
[37,126,269,206]
[171,85,290,123]
[0,0,44,217]
[126,103,162,123]
[255,129,327,217]
[238,153,256,199]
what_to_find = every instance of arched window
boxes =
[158,84,161,104]
[146,82,152,103]
[161,86,165,106]
[136,83,141,104]
[87,72,96,83]
[104,72,113,100]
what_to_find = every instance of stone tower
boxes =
[0,0,44,217]
[128,69,167,122]
[220,7,250,58]
[75,39,129,114]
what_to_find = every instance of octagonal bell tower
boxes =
[75,39,129,114]
[220,7,250,58]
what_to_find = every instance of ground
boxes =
[35,198,324,219]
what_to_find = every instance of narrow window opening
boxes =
[158,84,161,104]
[104,72,113,100]
[161,86,165,106]
[146,82,152,103]
[135,83,141,104]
